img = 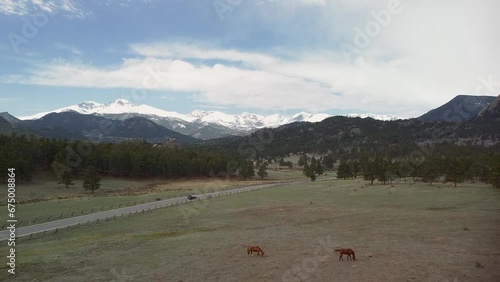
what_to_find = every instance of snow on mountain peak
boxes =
[78,100,101,108]
[346,113,401,121]
[106,99,132,107]
[19,99,401,131]
[188,110,210,119]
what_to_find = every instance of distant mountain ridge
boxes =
[418,95,496,122]
[0,112,21,125]
[212,113,500,159]
[3,95,499,145]
[19,99,401,139]
[2,111,197,143]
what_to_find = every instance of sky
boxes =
[0,0,498,119]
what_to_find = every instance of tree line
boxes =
[268,150,499,188]
[0,134,254,185]
[335,154,499,188]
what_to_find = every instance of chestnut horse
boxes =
[335,248,355,261]
[247,246,264,257]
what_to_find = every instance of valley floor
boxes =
[2,178,500,281]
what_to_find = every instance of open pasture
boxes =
[0,174,290,225]
[4,179,500,281]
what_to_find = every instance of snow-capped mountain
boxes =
[346,113,402,121]
[20,99,336,129]
[22,99,189,121]
[19,99,401,139]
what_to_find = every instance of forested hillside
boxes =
[210,116,500,158]
[205,115,500,187]
[0,134,252,184]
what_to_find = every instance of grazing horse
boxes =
[247,246,264,257]
[335,249,355,261]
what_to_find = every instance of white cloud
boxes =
[0,0,87,18]
[1,47,444,117]
[0,0,28,15]
[54,43,82,55]
[130,43,278,65]
[2,0,499,118]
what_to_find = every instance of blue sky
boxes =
[0,0,498,119]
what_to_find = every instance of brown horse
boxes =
[247,246,264,257]
[335,249,355,261]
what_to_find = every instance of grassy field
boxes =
[0,169,305,225]
[2,169,305,202]
[0,176,151,203]
[4,178,499,281]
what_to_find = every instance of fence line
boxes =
[3,181,297,242]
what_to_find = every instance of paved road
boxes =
[0,181,297,241]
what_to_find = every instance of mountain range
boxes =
[2,94,497,143]
[1,111,197,143]
[18,99,400,139]
[216,95,500,158]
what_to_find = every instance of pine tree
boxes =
[58,170,74,189]
[444,158,465,187]
[376,158,393,185]
[420,157,442,185]
[322,154,335,170]
[392,160,404,180]
[488,161,500,188]
[303,164,311,177]
[238,160,255,180]
[315,163,324,175]
[310,157,317,174]
[257,162,269,179]
[83,166,101,194]
[298,154,308,166]
[337,159,352,180]
[303,163,316,181]
[362,159,376,185]
[351,160,360,178]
